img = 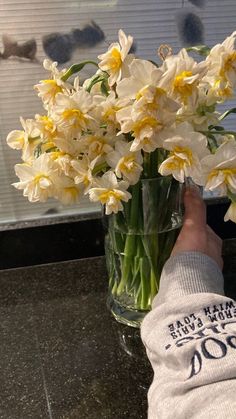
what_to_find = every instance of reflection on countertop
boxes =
[0,241,236,419]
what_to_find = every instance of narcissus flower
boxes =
[88,171,131,214]
[51,90,94,139]
[159,48,207,104]
[98,29,134,86]
[159,122,209,183]
[106,140,143,184]
[12,154,58,202]
[201,140,236,195]
[34,59,68,108]
[202,32,236,102]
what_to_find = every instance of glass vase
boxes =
[104,176,183,328]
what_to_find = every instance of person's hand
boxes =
[171,186,223,270]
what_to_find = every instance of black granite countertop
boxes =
[0,242,236,419]
[0,257,152,419]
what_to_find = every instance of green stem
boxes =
[116,182,141,296]
[61,61,98,81]
[143,152,151,178]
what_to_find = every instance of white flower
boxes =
[71,156,94,193]
[88,171,131,214]
[6,117,41,162]
[34,114,57,142]
[205,32,236,94]
[201,140,236,195]
[50,153,76,178]
[52,135,82,157]
[34,59,68,108]
[52,90,94,139]
[116,58,163,99]
[176,87,219,131]
[159,49,207,105]
[80,130,115,160]
[7,117,38,148]
[224,201,236,222]
[116,106,164,152]
[98,29,134,86]
[51,172,81,205]
[106,139,143,184]
[159,122,209,183]
[93,91,130,134]
[12,154,58,202]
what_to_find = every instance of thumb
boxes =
[183,186,206,231]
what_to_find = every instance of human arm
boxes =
[141,187,236,419]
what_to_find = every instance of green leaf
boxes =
[219,108,236,121]
[186,44,210,56]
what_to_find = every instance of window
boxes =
[1,0,235,227]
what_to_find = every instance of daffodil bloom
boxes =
[206,32,236,92]
[88,171,131,214]
[34,59,68,108]
[80,131,115,160]
[6,117,39,150]
[159,49,207,105]
[159,122,209,183]
[93,91,130,135]
[201,140,236,195]
[51,172,81,205]
[224,201,236,222]
[71,156,94,193]
[106,140,143,185]
[34,114,57,142]
[52,90,94,139]
[12,154,58,202]
[98,29,134,86]
[116,58,163,100]
[116,107,164,152]
[176,87,219,131]
[7,117,41,162]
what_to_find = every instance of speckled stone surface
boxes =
[0,243,236,419]
[0,257,152,419]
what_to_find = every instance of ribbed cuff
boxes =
[152,251,224,308]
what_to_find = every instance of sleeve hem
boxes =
[152,251,224,308]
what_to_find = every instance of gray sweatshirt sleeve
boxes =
[141,251,236,419]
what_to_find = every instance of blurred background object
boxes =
[0,34,37,60]
[42,20,105,63]
[176,11,204,46]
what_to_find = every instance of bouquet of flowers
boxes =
[6,29,236,325]
[7,30,236,219]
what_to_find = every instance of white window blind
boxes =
[0,0,236,226]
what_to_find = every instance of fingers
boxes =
[183,186,206,230]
